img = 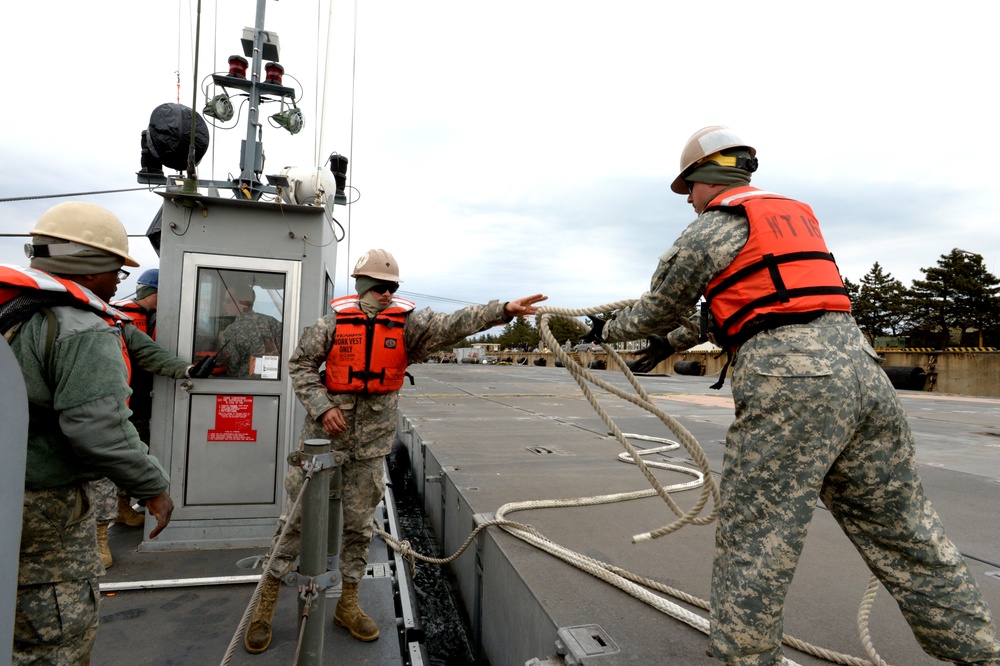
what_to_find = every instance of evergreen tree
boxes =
[843,277,860,304]
[497,316,541,351]
[951,251,1000,346]
[906,249,1000,348]
[543,316,587,346]
[852,262,909,344]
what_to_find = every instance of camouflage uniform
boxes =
[3,288,171,664]
[217,312,283,378]
[602,205,1000,665]
[88,324,191,524]
[267,300,511,584]
[86,478,119,525]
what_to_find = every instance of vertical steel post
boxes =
[298,439,331,665]
[327,464,343,580]
[240,0,268,185]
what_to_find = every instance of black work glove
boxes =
[581,317,606,345]
[627,334,674,373]
[188,355,217,379]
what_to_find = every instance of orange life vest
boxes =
[324,295,415,394]
[1,265,132,383]
[112,298,154,339]
[703,187,851,348]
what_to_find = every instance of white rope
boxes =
[219,468,314,666]
[358,300,894,666]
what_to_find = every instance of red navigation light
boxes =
[264,62,284,85]
[228,55,249,79]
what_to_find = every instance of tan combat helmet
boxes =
[29,202,139,267]
[350,249,402,282]
[670,126,757,195]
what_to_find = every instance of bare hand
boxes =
[321,407,347,435]
[144,491,174,539]
[504,294,548,318]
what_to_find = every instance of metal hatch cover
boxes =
[556,624,620,663]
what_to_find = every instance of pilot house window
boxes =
[192,268,285,379]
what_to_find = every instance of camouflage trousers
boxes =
[268,454,385,585]
[83,478,118,524]
[710,313,1000,665]
[13,578,99,665]
[15,485,102,665]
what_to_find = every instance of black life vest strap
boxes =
[348,367,387,384]
[715,286,849,341]
[705,250,837,301]
[375,315,405,329]
[725,309,831,351]
[709,353,732,391]
[709,309,830,389]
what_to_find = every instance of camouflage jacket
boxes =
[218,311,283,378]
[289,300,510,459]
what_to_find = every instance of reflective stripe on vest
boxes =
[324,295,415,394]
[1,265,130,320]
[1,264,132,384]
[703,187,851,346]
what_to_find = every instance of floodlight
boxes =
[272,106,304,135]
[204,93,234,122]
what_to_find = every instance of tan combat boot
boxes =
[334,580,379,641]
[244,573,282,654]
[96,523,112,569]
[115,496,145,527]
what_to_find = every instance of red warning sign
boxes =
[208,395,257,442]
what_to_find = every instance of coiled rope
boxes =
[376,300,892,666]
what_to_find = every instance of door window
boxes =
[193,268,285,379]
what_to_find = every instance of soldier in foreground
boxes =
[582,127,1000,665]
[1,202,174,664]
[245,248,546,653]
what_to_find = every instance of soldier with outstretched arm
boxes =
[244,248,546,653]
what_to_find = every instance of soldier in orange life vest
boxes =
[1,202,175,664]
[582,127,1000,665]
[244,248,546,654]
[113,268,159,340]
[104,268,166,531]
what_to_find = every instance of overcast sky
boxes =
[2,1,997,314]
